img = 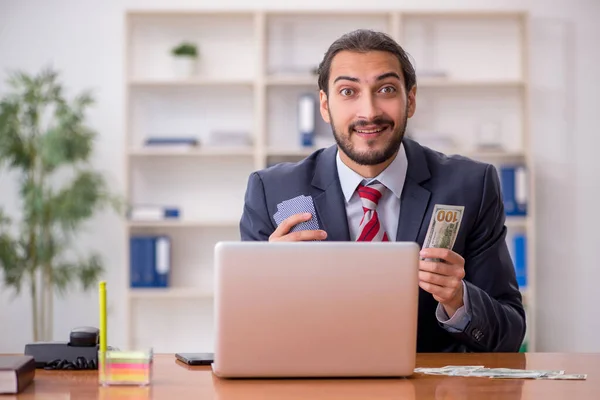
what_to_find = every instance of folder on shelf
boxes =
[512,233,527,289]
[298,94,316,147]
[144,137,198,146]
[500,165,527,216]
[129,205,180,221]
[154,236,170,287]
[130,235,171,288]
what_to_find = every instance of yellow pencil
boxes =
[99,281,107,352]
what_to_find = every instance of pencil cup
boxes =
[98,348,153,386]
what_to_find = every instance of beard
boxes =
[329,105,408,166]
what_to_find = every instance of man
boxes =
[240,29,526,353]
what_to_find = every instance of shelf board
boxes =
[265,10,391,16]
[129,288,213,300]
[417,78,525,88]
[266,75,318,86]
[128,10,256,17]
[403,10,527,19]
[505,216,528,228]
[129,147,254,157]
[129,78,255,87]
[127,220,239,228]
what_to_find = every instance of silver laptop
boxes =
[212,241,419,378]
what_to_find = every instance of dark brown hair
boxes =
[317,29,416,95]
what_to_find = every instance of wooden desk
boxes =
[8,353,598,399]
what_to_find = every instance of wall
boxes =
[1,0,599,352]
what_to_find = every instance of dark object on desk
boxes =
[175,352,214,366]
[69,326,100,347]
[68,326,99,347]
[0,355,35,394]
[24,326,99,369]
[43,356,97,370]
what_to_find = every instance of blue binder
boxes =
[500,165,527,216]
[513,234,527,288]
[298,94,316,147]
[130,235,171,288]
[153,236,170,288]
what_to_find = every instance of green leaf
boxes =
[78,253,104,291]
[20,177,45,230]
[74,90,94,110]
[39,87,95,171]
[0,98,33,170]
[50,170,105,231]
[51,262,76,296]
[0,228,25,294]
[40,125,95,171]
[171,42,198,57]
[0,209,11,225]
[17,229,37,275]
[52,253,104,296]
[9,67,61,105]
[7,71,34,90]
[36,230,62,267]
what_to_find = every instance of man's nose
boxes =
[357,94,381,122]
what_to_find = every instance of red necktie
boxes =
[356,182,389,241]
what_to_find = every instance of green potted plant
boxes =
[170,41,199,78]
[0,67,123,342]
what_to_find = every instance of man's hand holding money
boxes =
[418,248,466,317]
[420,204,466,317]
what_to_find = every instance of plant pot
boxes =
[172,57,197,79]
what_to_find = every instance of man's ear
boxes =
[407,85,417,118]
[319,90,330,123]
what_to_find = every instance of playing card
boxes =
[273,195,320,232]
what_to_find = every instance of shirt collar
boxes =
[336,143,408,203]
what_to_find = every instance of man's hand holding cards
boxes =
[270,195,327,242]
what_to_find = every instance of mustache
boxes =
[349,117,394,131]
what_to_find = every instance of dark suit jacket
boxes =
[239,138,526,352]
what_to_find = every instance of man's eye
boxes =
[340,88,354,96]
[380,86,396,94]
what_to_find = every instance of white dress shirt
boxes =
[335,144,471,332]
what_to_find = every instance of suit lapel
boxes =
[311,146,350,241]
[396,179,431,242]
[396,139,432,243]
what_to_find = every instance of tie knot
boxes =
[357,182,387,210]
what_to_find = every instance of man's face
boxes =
[319,50,416,166]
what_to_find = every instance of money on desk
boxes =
[414,365,587,380]
[422,204,464,261]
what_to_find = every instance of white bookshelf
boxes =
[124,9,535,353]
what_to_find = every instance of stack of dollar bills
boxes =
[414,365,586,380]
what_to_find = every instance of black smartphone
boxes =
[175,352,214,365]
